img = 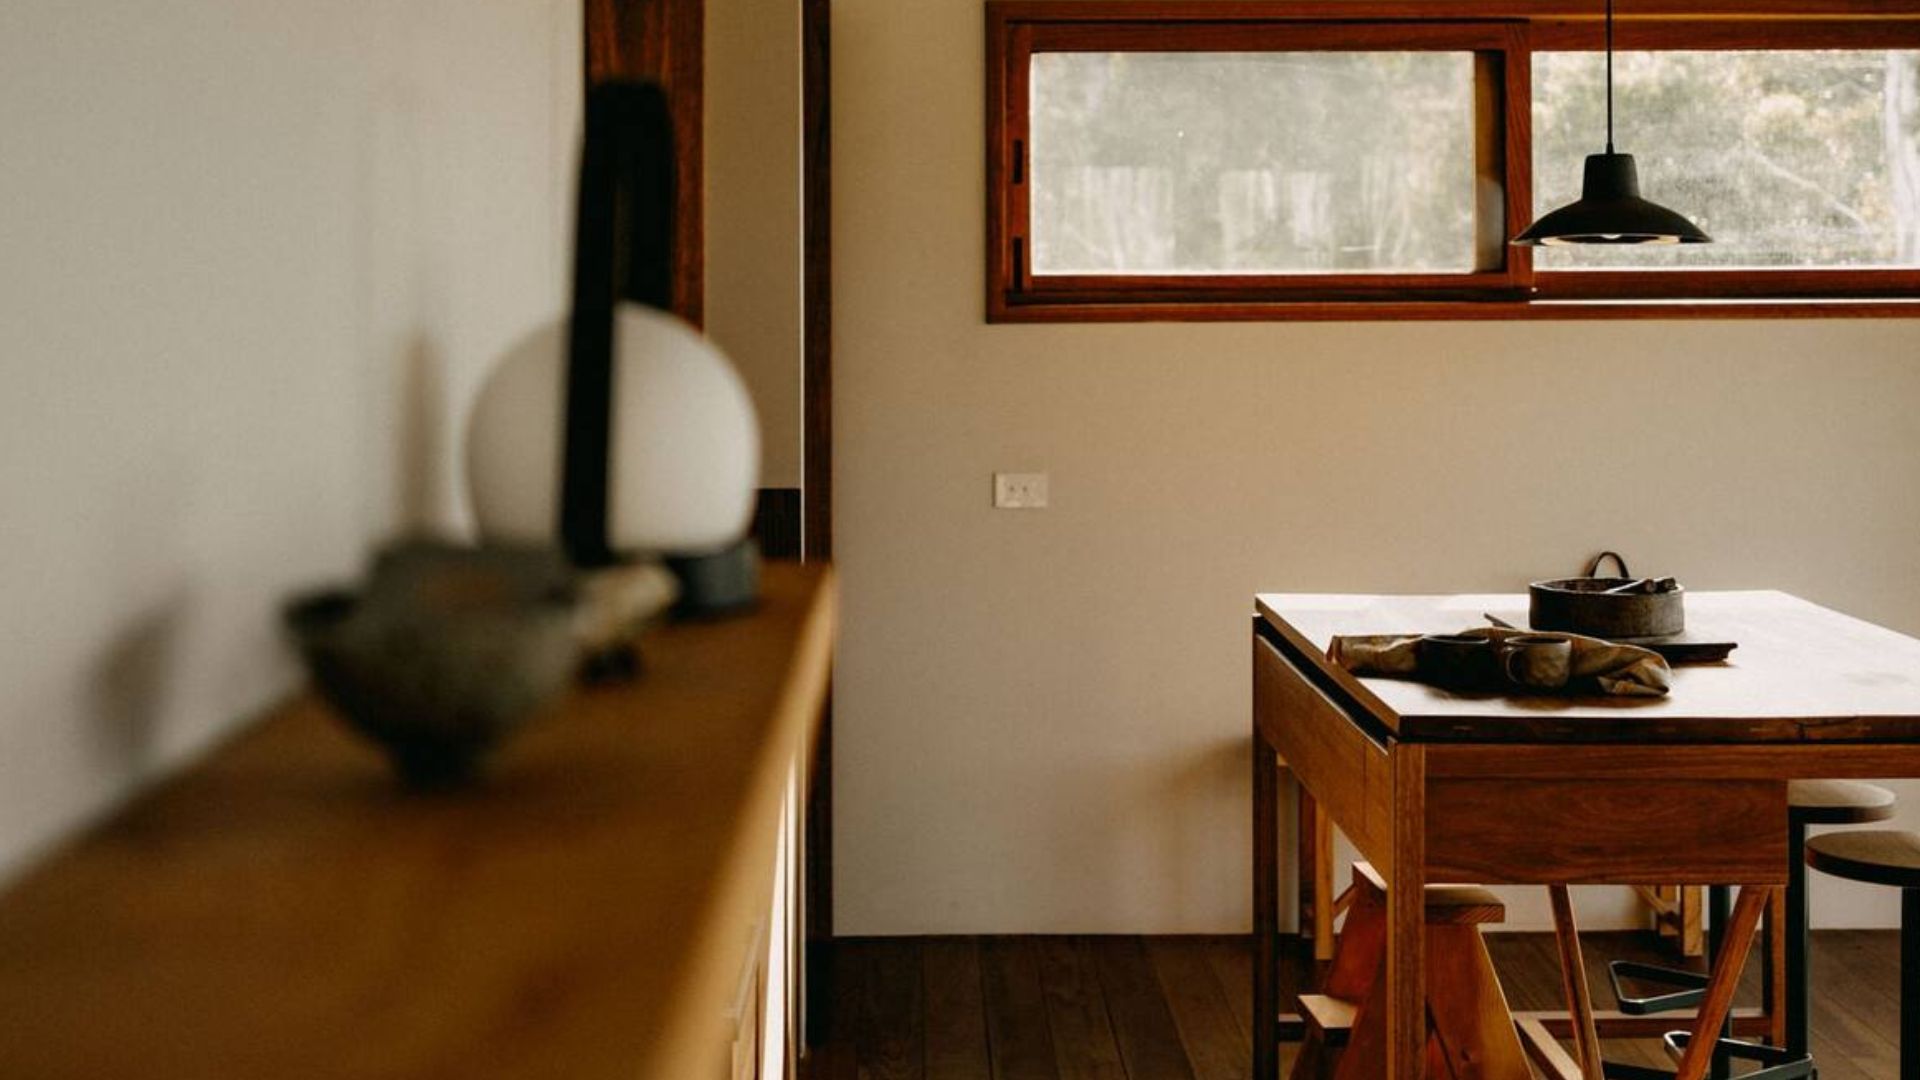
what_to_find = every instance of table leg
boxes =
[1786,821,1811,1060]
[1254,725,1280,1080]
[1673,886,1771,1080]
[1314,807,1335,964]
[1765,887,1788,1051]
[1548,886,1604,1080]
[1708,885,1732,1080]
[1386,746,1428,1080]
[1298,785,1316,950]
[1683,885,1704,958]
[1299,787,1336,964]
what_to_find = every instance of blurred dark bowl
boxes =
[283,545,580,788]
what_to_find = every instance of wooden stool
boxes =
[1636,885,1705,958]
[1292,863,1528,1080]
[1785,781,1896,1061]
[1805,830,1920,1080]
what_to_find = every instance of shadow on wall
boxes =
[396,335,448,534]
[1145,735,1255,928]
[84,595,188,774]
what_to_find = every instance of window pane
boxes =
[1029,52,1477,275]
[1533,50,1920,268]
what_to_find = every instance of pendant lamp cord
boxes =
[1605,0,1615,153]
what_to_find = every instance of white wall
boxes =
[830,0,1920,934]
[0,0,579,879]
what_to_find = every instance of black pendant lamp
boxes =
[1512,0,1710,246]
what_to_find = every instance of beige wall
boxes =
[0,0,580,879]
[708,0,805,489]
[831,0,1920,933]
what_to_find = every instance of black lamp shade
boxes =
[1512,152,1710,246]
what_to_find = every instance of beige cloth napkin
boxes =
[1328,626,1672,697]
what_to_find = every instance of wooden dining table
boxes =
[1252,590,1920,1080]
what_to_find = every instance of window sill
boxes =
[988,296,1920,323]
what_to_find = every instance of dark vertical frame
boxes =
[801,0,836,1051]
[804,0,833,566]
[1475,30,1533,279]
[984,10,1032,320]
[585,0,833,1055]
[584,0,706,325]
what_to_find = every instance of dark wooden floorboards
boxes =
[804,931,1902,1080]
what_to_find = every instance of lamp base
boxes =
[666,540,762,618]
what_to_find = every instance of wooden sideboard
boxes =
[0,563,836,1080]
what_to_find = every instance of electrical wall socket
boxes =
[993,472,1048,509]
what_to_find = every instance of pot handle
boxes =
[1584,550,1630,579]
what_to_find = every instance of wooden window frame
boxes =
[986,1,1920,322]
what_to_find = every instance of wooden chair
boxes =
[1291,862,1529,1080]
[1804,830,1920,1080]
[1635,885,1704,958]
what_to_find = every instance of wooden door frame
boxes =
[585,0,836,1045]
[801,0,835,1050]
[584,0,705,325]
[803,0,832,567]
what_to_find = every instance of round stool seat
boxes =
[1805,830,1920,889]
[1789,779,1896,825]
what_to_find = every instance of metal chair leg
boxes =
[1596,885,1810,1080]
[1904,888,1920,1080]
[1661,1033,1813,1080]
[1787,820,1812,1065]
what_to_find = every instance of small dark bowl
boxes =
[284,553,579,788]
[1529,576,1685,640]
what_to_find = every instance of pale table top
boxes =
[1256,590,1920,742]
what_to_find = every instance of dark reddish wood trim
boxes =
[985,0,1920,322]
[584,0,706,326]
[1018,268,1920,309]
[1026,273,1522,301]
[990,298,1920,322]
[804,0,832,564]
[990,1,1920,23]
[1537,269,1920,301]
[985,5,1023,322]
[1027,20,1522,51]
[801,0,834,1052]
[1498,34,1532,281]
[1531,17,1920,49]
[584,0,620,77]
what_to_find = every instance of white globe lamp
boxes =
[464,81,764,620]
[465,305,759,557]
